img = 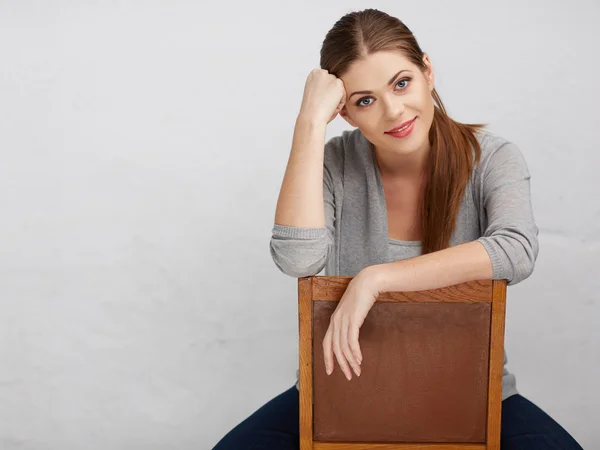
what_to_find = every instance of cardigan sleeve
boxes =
[476,141,540,285]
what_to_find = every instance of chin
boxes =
[383,132,427,154]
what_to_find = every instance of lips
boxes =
[385,117,417,134]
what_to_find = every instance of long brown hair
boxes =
[320,9,485,254]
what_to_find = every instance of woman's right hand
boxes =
[298,69,347,125]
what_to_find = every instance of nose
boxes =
[382,95,405,120]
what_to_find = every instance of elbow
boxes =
[478,226,539,286]
[271,255,328,278]
[521,226,540,282]
[269,237,332,278]
[510,253,536,285]
[510,232,538,285]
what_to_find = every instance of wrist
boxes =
[296,112,327,129]
[359,264,389,295]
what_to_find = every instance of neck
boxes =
[373,140,431,180]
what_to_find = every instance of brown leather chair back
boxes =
[298,276,507,450]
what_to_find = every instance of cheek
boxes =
[420,91,435,118]
[350,110,376,128]
[363,115,383,134]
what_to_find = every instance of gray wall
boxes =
[0,1,598,449]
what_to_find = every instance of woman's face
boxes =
[339,50,435,157]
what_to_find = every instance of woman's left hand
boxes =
[322,268,381,380]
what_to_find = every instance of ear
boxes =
[339,105,358,128]
[422,54,435,92]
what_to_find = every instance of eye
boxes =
[357,97,374,107]
[355,77,412,108]
[396,78,410,89]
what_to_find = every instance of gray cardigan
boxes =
[270,128,539,400]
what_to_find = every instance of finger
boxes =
[341,317,361,377]
[348,322,363,365]
[332,317,352,381]
[323,325,334,375]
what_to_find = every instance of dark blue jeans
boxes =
[212,386,584,450]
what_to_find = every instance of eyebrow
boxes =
[348,70,411,99]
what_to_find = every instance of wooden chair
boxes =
[298,276,507,450]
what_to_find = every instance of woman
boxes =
[213,9,583,450]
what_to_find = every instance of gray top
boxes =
[270,128,539,400]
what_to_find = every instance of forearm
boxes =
[274,116,327,228]
[366,240,494,294]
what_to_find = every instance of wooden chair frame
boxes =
[298,276,507,450]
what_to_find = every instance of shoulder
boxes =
[473,129,531,181]
[324,128,370,172]
[324,128,366,156]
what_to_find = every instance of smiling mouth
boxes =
[385,117,417,134]
[385,116,417,134]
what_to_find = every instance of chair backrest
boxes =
[298,276,507,450]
